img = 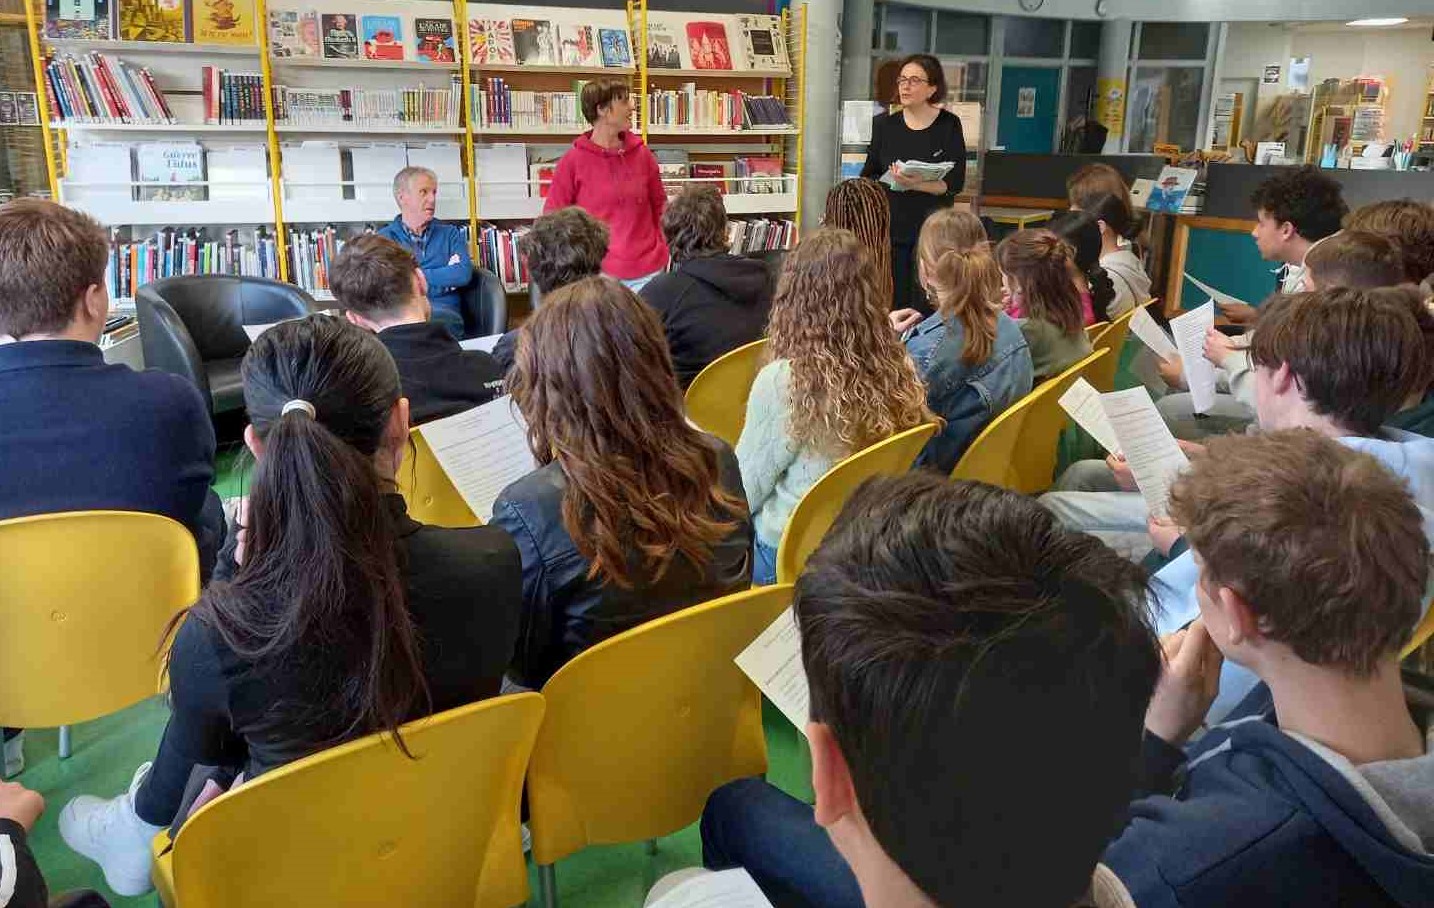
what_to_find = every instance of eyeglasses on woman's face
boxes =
[896,76,929,87]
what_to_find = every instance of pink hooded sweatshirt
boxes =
[544,130,670,280]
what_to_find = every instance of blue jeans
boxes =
[701,778,863,908]
[753,538,778,586]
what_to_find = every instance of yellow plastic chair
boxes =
[397,427,479,528]
[152,693,546,908]
[1401,602,1434,660]
[951,348,1109,493]
[775,422,939,584]
[684,338,769,447]
[0,511,199,758]
[528,584,795,907]
[1084,321,1110,341]
[1087,299,1158,392]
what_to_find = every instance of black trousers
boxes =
[891,239,932,317]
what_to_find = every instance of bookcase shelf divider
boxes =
[255,0,291,282]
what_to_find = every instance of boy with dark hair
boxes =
[1239,165,1348,319]
[1105,430,1434,907]
[332,234,503,424]
[701,472,1162,907]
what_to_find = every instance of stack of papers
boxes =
[1059,385,1190,518]
[878,159,954,192]
[416,395,537,522]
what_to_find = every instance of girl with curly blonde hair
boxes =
[737,228,933,583]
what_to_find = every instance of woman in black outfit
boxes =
[59,316,523,898]
[861,53,967,316]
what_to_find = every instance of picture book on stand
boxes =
[738,14,788,71]
[119,0,192,43]
[194,0,253,45]
[136,141,205,201]
[469,18,515,65]
[558,24,598,67]
[269,7,318,57]
[361,14,404,60]
[321,12,359,59]
[46,0,114,40]
[685,21,731,71]
[646,21,680,69]
[414,17,455,63]
[598,27,631,68]
[512,19,555,66]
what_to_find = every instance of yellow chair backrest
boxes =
[951,348,1109,493]
[684,338,769,447]
[1401,601,1434,661]
[527,584,794,867]
[1084,321,1110,341]
[776,422,939,584]
[398,426,479,528]
[0,511,198,728]
[154,693,545,908]
[1087,299,1157,392]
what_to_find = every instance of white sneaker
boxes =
[59,763,165,897]
[2,732,21,779]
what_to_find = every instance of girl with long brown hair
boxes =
[738,228,933,584]
[997,229,1094,381]
[900,209,1033,472]
[492,276,752,688]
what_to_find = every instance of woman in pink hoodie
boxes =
[544,78,670,290]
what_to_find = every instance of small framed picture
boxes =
[0,93,17,126]
[16,93,39,126]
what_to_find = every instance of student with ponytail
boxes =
[899,209,1032,472]
[1080,192,1151,317]
[1050,210,1118,322]
[997,229,1095,381]
[59,317,523,897]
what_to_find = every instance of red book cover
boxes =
[690,162,726,194]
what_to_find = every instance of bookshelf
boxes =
[24,0,809,303]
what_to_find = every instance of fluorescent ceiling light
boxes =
[1346,18,1409,26]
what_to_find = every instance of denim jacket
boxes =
[907,310,1033,473]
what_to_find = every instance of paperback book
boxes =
[361,14,404,61]
[320,12,359,59]
[118,0,191,43]
[598,27,631,67]
[685,21,731,70]
[738,14,788,71]
[414,18,455,63]
[512,19,555,66]
[647,22,681,69]
[268,7,318,57]
[46,0,114,40]
[194,0,253,45]
[135,141,205,201]
[558,24,597,67]
[469,18,515,64]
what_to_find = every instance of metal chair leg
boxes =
[58,725,71,760]
[538,863,557,908]
[645,838,659,857]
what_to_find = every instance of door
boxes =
[997,66,1060,153]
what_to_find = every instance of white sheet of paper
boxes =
[1169,302,1218,414]
[648,869,775,908]
[1059,377,1121,456]
[1183,273,1252,310]
[1099,388,1189,518]
[734,608,809,734]
[416,396,537,522]
[243,323,276,342]
[1128,306,1179,361]
[459,333,504,354]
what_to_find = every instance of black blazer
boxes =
[376,321,505,424]
[490,436,753,688]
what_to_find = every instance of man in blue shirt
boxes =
[376,166,473,338]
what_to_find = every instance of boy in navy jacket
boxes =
[1104,430,1434,907]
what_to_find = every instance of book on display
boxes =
[598,28,631,67]
[46,0,114,40]
[684,21,732,71]
[558,24,598,67]
[134,141,205,200]
[360,14,404,61]
[512,19,556,66]
[320,12,359,59]
[737,14,787,71]
[414,17,455,63]
[118,0,191,43]
[193,0,254,45]
[268,7,318,57]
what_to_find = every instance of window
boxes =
[935,12,990,56]
[1127,66,1205,152]
[1069,21,1101,60]
[1003,17,1064,59]
[881,5,931,54]
[944,61,988,106]
[1137,22,1209,61]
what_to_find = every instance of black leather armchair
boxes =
[136,275,318,416]
[459,268,508,337]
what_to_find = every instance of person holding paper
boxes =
[860,53,966,315]
[736,230,934,585]
[60,317,523,896]
[1244,165,1346,318]
[330,234,503,425]
[377,166,474,339]
[491,277,753,689]
[996,230,1094,381]
[1104,431,1434,908]
[702,472,1162,908]
[898,208,1032,473]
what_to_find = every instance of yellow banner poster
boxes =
[1095,77,1126,138]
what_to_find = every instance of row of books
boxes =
[728,218,796,254]
[45,0,256,45]
[647,88,791,131]
[274,80,463,129]
[471,79,583,131]
[655,154,788,196]
[44,52,174,124]
[200,67,266,125]
[287,225,342,294]
[478,223,530,292]
[107,226,281,300]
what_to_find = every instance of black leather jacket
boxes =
[490,436,753,688]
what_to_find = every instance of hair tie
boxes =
[282,399,316,418]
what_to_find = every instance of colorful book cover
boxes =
[558,24,597,67]
[1145,166,1198,214]
[268,7,318,57]
[685,21,731,71]
[194,0,252,45]
[690,162,727,194]
[119,0,191,43]
[598,27,630,68]
[469,18,514,65]
[361,14,404,60]
[738,14,788,71]
[511,19,555,66]
[46,0,113,40]
[529,162,555,199]
[320,12,359,59]
[646,22,680,69]
[414,17,455,63]
[135,141,204,200]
